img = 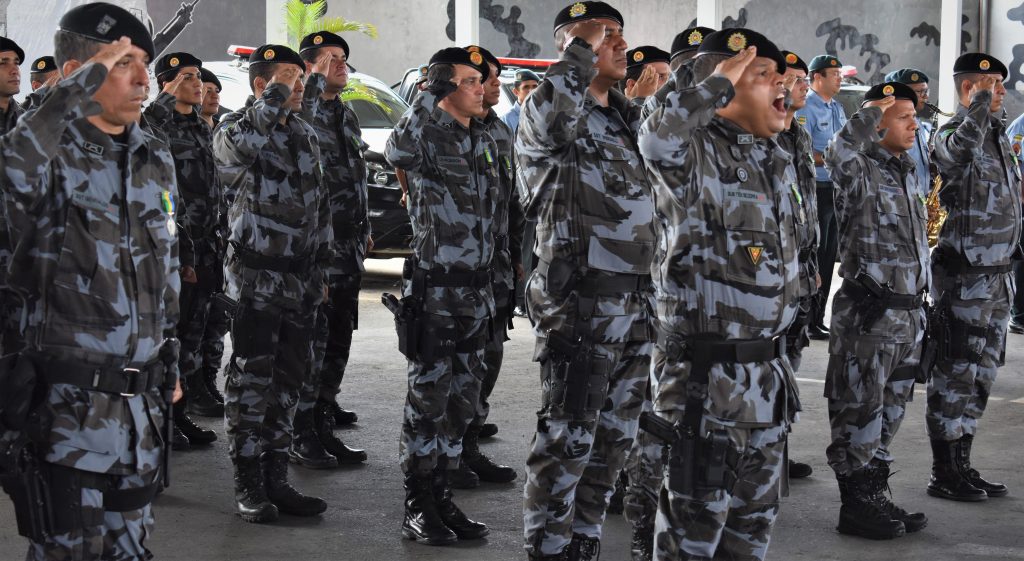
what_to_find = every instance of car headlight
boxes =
[374,171,390,186]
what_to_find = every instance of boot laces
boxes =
[577,536,601,560]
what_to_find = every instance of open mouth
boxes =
[772,94,786,115]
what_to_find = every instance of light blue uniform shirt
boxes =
[1006,112,1024,175]
[907,118,932,196]
[501,102,521,133]
[795,89,848,182]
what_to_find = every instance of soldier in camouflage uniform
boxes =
[384,46,496,546]
[447,44,522,489]
[823,82,930,540]
[144,52,224,451]
[926,53,1018,502]
[638,30,799,561]
[0,6,179,558]
[213,44,331,523]
[29,56,60,91]
[288,31,369,468]
[0,36,24,355]
[518,4,657,559]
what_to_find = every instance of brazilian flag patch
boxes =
[161,190,175,215]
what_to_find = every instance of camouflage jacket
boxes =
[778,119,820,298]
[384,89,499,319]
[214,84,332,312]
[301,73,371,275]
[144,92,222,269]
[0,99,23,288]
[639,74,801,427]
[1,63,179,475]
[515,40,657,341]
[933,90,1023,268]
[483,109,525,292]
[640,59,695,123]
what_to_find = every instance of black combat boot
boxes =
[836,469,906,539]
[317,397,357,427]
[448,462,480,489]
[567,533,601,561]
[478,422,498,438]
[874,462,927,533]
[171,424,190,451]
[202,363,225,404]
[957,434,1008,497]
[262,451,327,516]
[927,439,988,501]
[789,459,813,479]
[433,469,489,539]
[314,401,367,464]
[463,425,516,483]
[173,401,216,445]
[289,408,337,469]
[234,456,278,523]
[630,524,654,561]
[185,373,224,417]
[402,472,458,546]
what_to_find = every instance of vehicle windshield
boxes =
[348,82,406,128]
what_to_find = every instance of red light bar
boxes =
[497,57,557,69]
[228,45,256,58]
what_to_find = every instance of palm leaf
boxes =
[282,0,322,48]
[341,78,393,114]
[311,17,378,39]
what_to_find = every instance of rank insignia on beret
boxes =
[727,32,747,52]
[36,60,45,70]
[169,57,179,68]
[785,53,798,65]
[569,2,587,17]
[313,35,323,45]
[516,71,524,80]
[467,46,480,53]
[830,58,838,66]
[797,116,806,126]
[633,51,644,63]
[469,51,483,65]
[96,15,116,35]
[688,30,703,45]
[911,72,919,82]
[980,59,991,70]
[882,84,895,95]
[747,246,764,265]
[264,49,276,60]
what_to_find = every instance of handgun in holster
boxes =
[854,274,888,333]
[545,329,595,416]
[1,439,55,540]
[383,292,421,361]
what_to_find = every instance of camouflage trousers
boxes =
[825,294,923,476]
[198,256,230,382]
[399,313,488,475]
[622,345,666,532]
[523,337,651,557]
[21,465,157,561]
[471,284,512,430]
[926,271,1012,441]
[652,420,788,561]
[785,295,814,372]
[296,273,361,417]
[225,301,315,460]
[176,260,220,386]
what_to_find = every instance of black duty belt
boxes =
[416,268,492,289]
[840,282,926,309]
[575,272,652,295]
[232,245,313,274]
[79,472,161,512]
[935,248,1013,275]
[34,356,165,396]
[658,332,787,364]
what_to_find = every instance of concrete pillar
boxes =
[939,0,963,115]
[454,0,479,46]
[265,0,287,44]
[696,0,722,29]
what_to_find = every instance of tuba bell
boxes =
[926,175,947,248]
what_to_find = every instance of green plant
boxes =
[282,0,391,113]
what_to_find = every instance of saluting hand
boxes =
[865,95,897,114]
[162,72,187,99]
[564,20,606,53]
[782,72,798,93]
[86,36,135,73]
[311,51,333,77]
[969,75,999,99]
[268,65,302,95]
[625,65,659,100]
[714,46,757,86]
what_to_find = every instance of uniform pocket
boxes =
[722,198,780,287]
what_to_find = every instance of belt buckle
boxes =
[121,368,141,397]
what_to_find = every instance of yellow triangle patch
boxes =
[747,246,764,265]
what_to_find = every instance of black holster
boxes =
[541,330,607,417]
[0,445,54,541]
[0,352,39,433]
[639,411,735,497]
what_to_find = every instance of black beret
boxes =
[781,50,808,74]
[200,67,222,92]
[863,81,918,108]
[671,27,715,58]
[885,68,929,85]
[627,46,670,70]
[300,31,350,59]
[428,47,490,81]
[248,44,304,71]
[30,56,57,73]
[553,2,623,33]
[807,55,842,72]
[953,52,1007,79]
[513,69,541,85]
[155,52,202,80]
[697,28,787,74]
[0,37,24,64]
[59,2,155,61]
[465,45,501,74]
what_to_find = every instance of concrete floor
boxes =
[2,259,1023,561]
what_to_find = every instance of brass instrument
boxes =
[926,175,947,248]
